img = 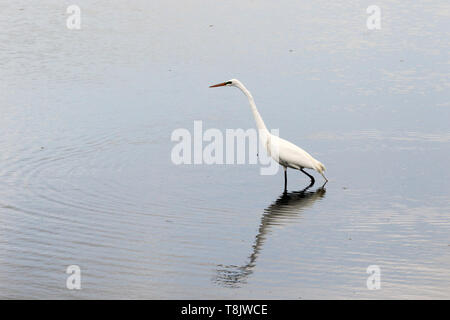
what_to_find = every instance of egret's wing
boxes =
[271,136,316,170]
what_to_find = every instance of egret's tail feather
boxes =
[314,161,328,182]
[314,161,326,174]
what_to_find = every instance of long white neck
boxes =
[234,81,268,133]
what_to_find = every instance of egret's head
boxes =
[209,79,239,88]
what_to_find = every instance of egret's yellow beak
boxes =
[209,81,231,88]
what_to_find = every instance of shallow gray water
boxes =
[0,1,449,299]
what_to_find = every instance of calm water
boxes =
[0,1,449,299]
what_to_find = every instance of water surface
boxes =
[0,0,449,299]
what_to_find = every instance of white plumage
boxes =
[210,78,327,189]
[272,135,325,173]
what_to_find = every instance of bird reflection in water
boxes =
[214,183,326,288]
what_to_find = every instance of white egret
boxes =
[210,79,328,190]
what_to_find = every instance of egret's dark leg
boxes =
[300,168,315,187]
[283,167,287,192]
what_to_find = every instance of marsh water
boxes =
[0,1,449,299]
